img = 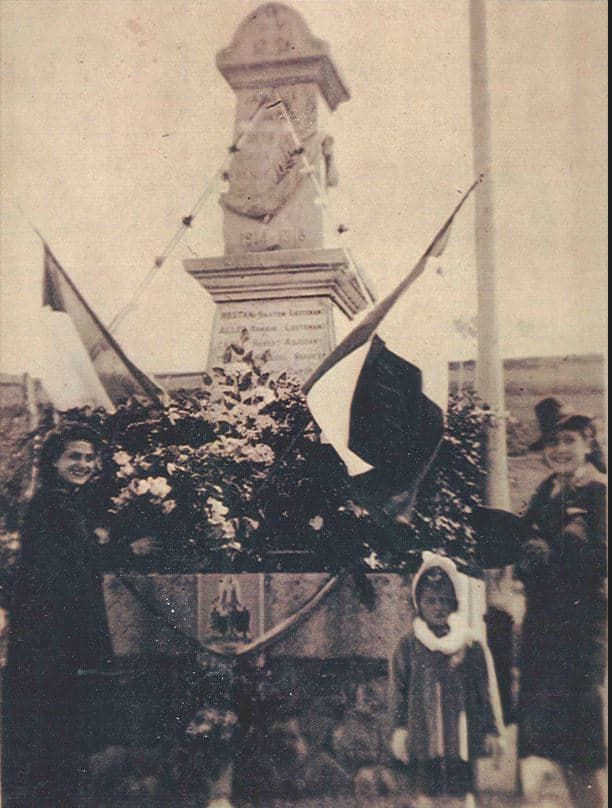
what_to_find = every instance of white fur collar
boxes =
[413,612,474,656]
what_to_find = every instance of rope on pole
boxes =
[106,99,268,335]
[107,90,377,335]
[269,89,377,306]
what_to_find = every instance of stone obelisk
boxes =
[183,2,368,379]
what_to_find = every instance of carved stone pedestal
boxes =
[184,247,367,378]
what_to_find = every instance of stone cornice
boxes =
[184,248,368,319]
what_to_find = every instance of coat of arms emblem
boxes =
[199,573,339,657]
[221,107,327,221]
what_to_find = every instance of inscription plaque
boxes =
[208,296,334,380]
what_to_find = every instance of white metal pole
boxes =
[469,0,510,511]
[469,3,516,795]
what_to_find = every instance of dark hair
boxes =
[414,568,458,614]
[585,436,607,474]
[561,422,607,474]
[37,423,103,486]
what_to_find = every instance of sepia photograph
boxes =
[0,1,607,806]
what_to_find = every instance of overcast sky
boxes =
[1,0,607,381]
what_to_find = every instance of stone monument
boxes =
[183,2,368,379]
[102,7,514,802]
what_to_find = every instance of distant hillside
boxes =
[450,354,605,454]
[155,354,606,434]
[449,353,604,396]
[449,354,606,511]
[4,356,604,439]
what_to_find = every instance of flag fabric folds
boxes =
[42,243,164,407]
[38,310,115,411]
[303,182,479,517]
[349,334,445,484]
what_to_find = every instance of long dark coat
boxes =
[389,634,498,796]
[516,470,607,771]
[2,482,128,807]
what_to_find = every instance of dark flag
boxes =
[304,181,479,522]
[468,505,533,568]
[42,243,164,407]
[347,334,444,490]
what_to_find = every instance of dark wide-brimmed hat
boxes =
[529,397,594,451]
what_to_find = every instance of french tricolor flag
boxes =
[303,182,478,523]
[42,242,165,408]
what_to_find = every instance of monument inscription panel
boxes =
[208,296,334,379]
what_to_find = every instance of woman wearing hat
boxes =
[2,423,159,807]
[515,398,607,807]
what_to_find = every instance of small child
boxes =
[389,553,501,806]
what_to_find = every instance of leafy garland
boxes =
[0,360,492,589]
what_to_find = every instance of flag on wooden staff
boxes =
[303,181,479,518]
[42,243,165,407]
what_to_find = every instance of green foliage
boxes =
[410,393,491,568]
[0,519,20,612]
[0,360,492,576]
[0,407,36,528]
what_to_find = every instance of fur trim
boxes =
[412,552,474,656]
[413,613,474,656]
[412,551,466,614]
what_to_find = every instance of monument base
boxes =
[184,247,368,379]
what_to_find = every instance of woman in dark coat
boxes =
[2,424,157,807]
[516,398,607,808]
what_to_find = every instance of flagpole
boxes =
[469,2,515,794]
[469,0,510,511]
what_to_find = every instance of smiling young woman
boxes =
[2,423,160,808]
[516,399,607,808]
[52,439,97,487]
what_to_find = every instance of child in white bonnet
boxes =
[389,552,501,806]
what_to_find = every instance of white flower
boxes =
[222,520,237,539]
[147,476,171,498]
[161,499,177,514]
[130,478,151,496]
[207,497,229,525]
[113,451,135,478]
[204,437,242,459]
[166,408,182,425]
[186,720,213,737]
[1,531,21,552]
[166,462,178,476]
[240,443,275,465]
[364,551,383,570]
[94,527,110,545]
[255,414,275,431]
[344,499,368,518]
[309,515,324,532]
